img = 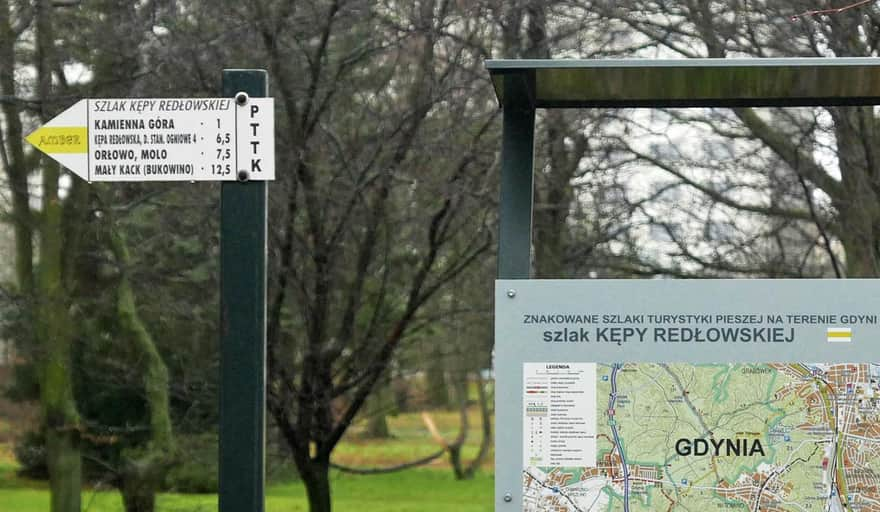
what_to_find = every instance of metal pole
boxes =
[495,72,535,512]
[496,73,536,279]
[219,69,267,512]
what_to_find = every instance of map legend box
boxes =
[523,363,596,468]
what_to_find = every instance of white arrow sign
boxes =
[25,97,274,182]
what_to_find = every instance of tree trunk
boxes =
[425,354,450,408]
[391,370,410,412]
[39,162,81,512]
[839,224,879,277]
[448,444,464,480]
[522,4,583,279]
[0,0,33,294]
[365,411,390,439]
[829,106,880,278]
[36,0,82,508]
[302,461,332,512]
[364,385,391,438]
[121,470,157,512]
[46,428,81,512]
[109,228,173,512]
[447,368,469,411]
[534,112,577,279]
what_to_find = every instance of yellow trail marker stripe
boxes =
[25,126,88,154]
[827,331,851,338]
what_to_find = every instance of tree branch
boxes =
[734,107,843,201]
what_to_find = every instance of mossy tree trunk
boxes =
[34,1,82,510]
[37,136,82,512]
[110,228,175,512]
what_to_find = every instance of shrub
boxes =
[162,432,218,494]
[13,429,48,480]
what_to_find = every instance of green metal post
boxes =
[495,71,535,511]
[497,72,536,279]
[220,69,267,512]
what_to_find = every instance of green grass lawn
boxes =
[0,409,494,511]
[0,470,493,512]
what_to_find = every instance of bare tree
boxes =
[241,1,497,510]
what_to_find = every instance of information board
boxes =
[496,279,880,512]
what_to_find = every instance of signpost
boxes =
[25,96,274,181]
[25,70,271,511]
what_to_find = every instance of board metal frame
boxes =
[488,57,880,510]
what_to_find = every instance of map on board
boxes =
[523,362,880,512]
